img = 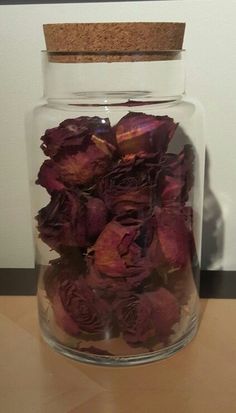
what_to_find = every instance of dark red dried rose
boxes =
[113,287,179,345]
[51,285,80,336]
[36,159,65,193]
[55,143,114,187]
[159,145,194,207]
[97,152,161,215]
[150,208,190,272]
[115,112,178,155]
[165,261,197,305]
[40,116,116,187]
[88,217,155,282]
[36,191,107,251]
[145,287,180,338]
[41,116,115,158]
[86,264,147,298]
[43,252,86,300]
[113,293,155,345]
[59,278,111,335]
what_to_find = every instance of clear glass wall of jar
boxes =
[32,48,205,365]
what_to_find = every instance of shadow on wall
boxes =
[201,150,224,270]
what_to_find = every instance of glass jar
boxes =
[32,23,205,366]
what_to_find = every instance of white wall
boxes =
[0,0,235,269]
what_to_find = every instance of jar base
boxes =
[39,315,198,366]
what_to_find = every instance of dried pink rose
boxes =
[36,191,107,251]
[59,278,111,335]
[115,112,178,155]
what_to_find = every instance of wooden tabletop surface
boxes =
[0,296,235,413]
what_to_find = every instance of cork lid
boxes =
[43,22,185,63]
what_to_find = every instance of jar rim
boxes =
[41,49,185,63]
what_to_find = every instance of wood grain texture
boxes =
[0,297,236,412]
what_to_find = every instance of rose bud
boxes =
[36,191,107,251]
[115,112,177,155]
[59,279,111,335]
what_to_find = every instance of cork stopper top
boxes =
[43,22,185,63]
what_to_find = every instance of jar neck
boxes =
[42,52,186,104]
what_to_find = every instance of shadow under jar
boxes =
[32,23,205,366]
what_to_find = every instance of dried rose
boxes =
[115,112,177,155]
[37,145,115,191]
[88,217,155,282]
[150,208,191,272]
[59,278,111,335]
[41,116,115,158]
[113,293,155,345]
[51,285,80,336]
[40,116,116,187]
[166,262,197,305]
[36,159,65,193]
[86,264,146,298]
[145,287,180,338]
[36,191,107,251]
[43,252,86,300]
[159,145,194,207]
[113,287,179,345]
[55,144,113,187]
[97,152,161,215]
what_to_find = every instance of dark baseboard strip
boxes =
[0,268,38,296]
[200,270,236,299]
[0,269,235,298]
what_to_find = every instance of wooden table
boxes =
[0,297,235,412]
